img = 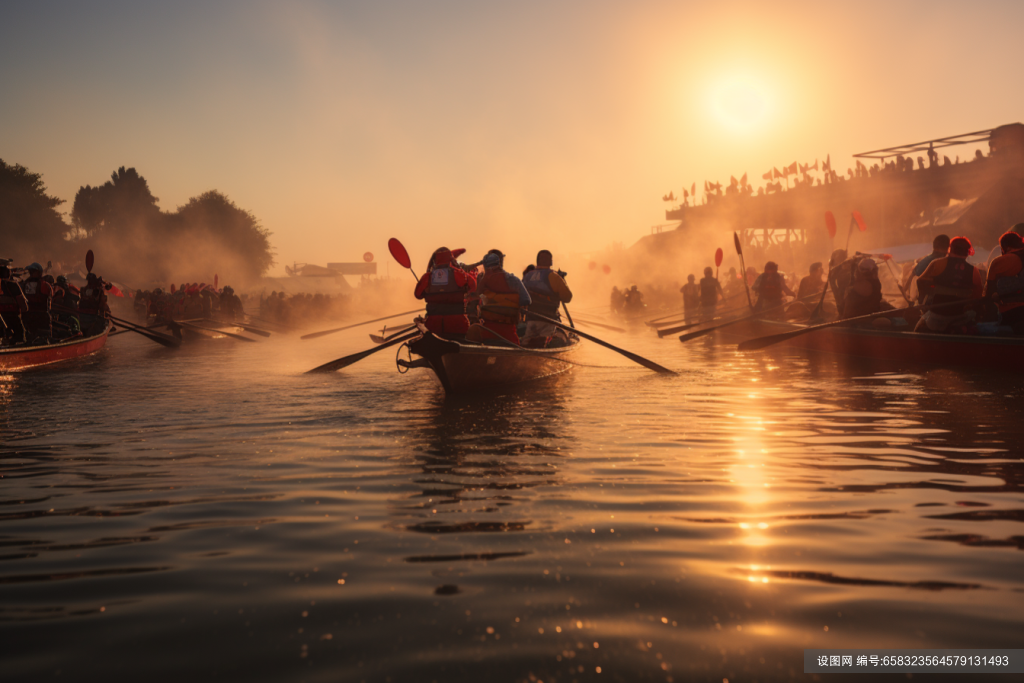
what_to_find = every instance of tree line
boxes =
[1,159,274,287]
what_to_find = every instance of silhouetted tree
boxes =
[172,191,275,280]
[0,159,71,263]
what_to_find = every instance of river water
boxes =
[2,320,1022,682]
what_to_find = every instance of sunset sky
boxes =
[3,0,1022,275]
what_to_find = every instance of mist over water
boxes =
[2,329,1022,682]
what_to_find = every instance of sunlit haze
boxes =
[3,0,1022,274]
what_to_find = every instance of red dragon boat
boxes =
[0,321,112,371]
[733,318,1024,371]
[397,327,581,393]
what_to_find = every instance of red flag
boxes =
[786,162,798,175]
[108,284,124,298]
[762,170,773,181]
[773,167,783,179]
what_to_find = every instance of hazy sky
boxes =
[2,0,1022,274]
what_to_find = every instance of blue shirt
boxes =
[912,252,943,277]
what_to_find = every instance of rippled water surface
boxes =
[3,323,1023,682]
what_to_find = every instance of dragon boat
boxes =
[0,321,112,371]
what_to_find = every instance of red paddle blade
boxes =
[852,210,867,232]
[714,248,724,267]
[825,211,837,239]
[450,248,466,259]
[388,238,411,269]
[86,250,94,273]
[733,232,742,256]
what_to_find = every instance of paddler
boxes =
[751,261,794,319]
[53,275,82,338]
[79,273,110,335]
[984,230,1024,333]
[914,236,984,333]
[466,250,531,345]
[414,247,476,337]
[522,250,573,347]
[21,262,54,343]
[698,267,724,321]
[680,274,699,323]
[0,264,29,345]
[840,258,885,319]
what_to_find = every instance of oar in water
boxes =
[202,318,272,337]
[676,292,824,343]
[300,309,425,340]
[655,301,753,336]
[737,296,990,352]
[571,316,626,333]
[370,324,417,344]
[55,306,181,348]
[307,331,421,373]
[644,308,687,326]
[177,320,258,342]
[526,312,675,374]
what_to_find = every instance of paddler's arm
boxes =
[413,272,430,299]
[915,259,944,295]
[507,274,531,305]
[548,271,572,303]
[782,281,796,297]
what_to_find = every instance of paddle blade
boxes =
[715,248,724,267]
[733,232,742,256]
[388,238,412,269]
[86,250,94,273]
[825,211,837,239]
[853,210,867,232]
[307,331,419,373]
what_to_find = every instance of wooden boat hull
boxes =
[0,321,112,371]
[406,331,580,393]
[737,319,1024,370]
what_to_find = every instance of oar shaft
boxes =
[300,309,424,340]
[527,312,675,374]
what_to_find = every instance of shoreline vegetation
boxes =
[1,159,275,289]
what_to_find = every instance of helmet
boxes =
[431,247,454,268]
[87,273,98,282]
[27,262,42,273]
[483,250,504,269]
[765,261,779,272]
[56,275,68,285]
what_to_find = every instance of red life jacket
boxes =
[21,277,52,312]
[479,269,521,324]
[0,280,26,314]
[758,272,783,301]
[424,264,469,316]
[80,285,106,315]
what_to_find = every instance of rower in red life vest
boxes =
[21,263,54,342]
[522,250,573,347]
[0,264,29,345]
[466,250,531,345]
[984,230,1024,333]
[79,273,110,334]
[914,236,984,333]
[751,261,794,319]
[414,247,477,336]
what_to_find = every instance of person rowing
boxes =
[21,263,54,343]
[914,236,984,334]
[0,264,29,345]
[414,246,477,338]
[79,272,111,336]
[751,261,794,320]
[521,249,573,348]
[466,249,530,345]
[984,229,1024,334]
[698,267,724,321]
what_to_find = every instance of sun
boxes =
[710,76,771,132]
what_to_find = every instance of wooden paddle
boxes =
[572,316,626,333]
[300,309,425,340]
[177,320,258,342]
[656,300,754,336]
[676,292,824,343]
[525,312,675,374]
[201,318,272,337]
[645,308,687,326]
[52,305,181,348]
[307,331,421,373]
[737,296,990,352]
[370,324,417,344]
[734,232,753,310]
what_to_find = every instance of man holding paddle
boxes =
[414,246,476,337]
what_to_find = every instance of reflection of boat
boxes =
[0,321,112,371]
[736,318,1024,370]
[400,328,580,393]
